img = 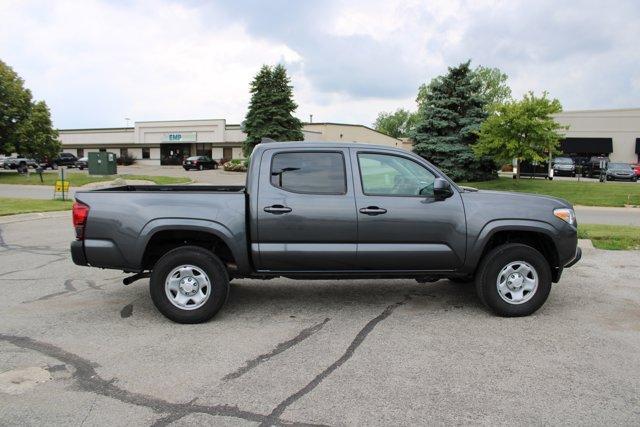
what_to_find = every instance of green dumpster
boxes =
[88,152,117,175]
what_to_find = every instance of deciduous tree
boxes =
[373,108,418,138]
[474,91,566,180]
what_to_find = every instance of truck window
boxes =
[358,153,435,196]
[270,152,346,194]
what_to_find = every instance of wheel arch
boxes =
[468,220,561,282]
[137,219,250,275]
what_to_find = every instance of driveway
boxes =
[0,213,639,425]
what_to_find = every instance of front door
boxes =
[255,149,357,271]
[352,150,466,271]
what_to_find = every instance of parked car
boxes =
[2,156,38,170]
[586,156,609,178]
[605,163,637,182]
[39,152,78,169]
[552,157,576,177]
[71,142,581,323]
[182,156,218,171]
[75,157,89,170]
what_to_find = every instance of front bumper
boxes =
[564,247,582,268]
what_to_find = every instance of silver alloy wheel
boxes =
[496,261,538,305]
[165,265,212,310]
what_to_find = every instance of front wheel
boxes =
[475,243,551,317]
[150,246,229,323]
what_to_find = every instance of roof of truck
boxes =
[251,141,404,152]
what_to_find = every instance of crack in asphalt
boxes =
[223,318,331,381]
[22,279,104,304]
[260,295,412,426]
[0,333,285,425]
[1,296,410,426]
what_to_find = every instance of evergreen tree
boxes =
[411,61,496,181]
[242,64,303,156]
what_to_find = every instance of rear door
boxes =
[255,148,357,271]
[352,150,466,271]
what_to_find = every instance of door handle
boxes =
[264,205,292,214]
[359,206,387,215]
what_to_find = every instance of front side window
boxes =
[270,152,346,194]
[358,153,436,196]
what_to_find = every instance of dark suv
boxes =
[586,156,609,178]
[39,153,78,169]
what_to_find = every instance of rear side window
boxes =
[270,152,346,194]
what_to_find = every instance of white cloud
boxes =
[0,0,638,129]
[0,0,300,128]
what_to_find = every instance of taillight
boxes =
[72,201,89,240]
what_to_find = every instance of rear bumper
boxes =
[564,247,582,268]
[70,240,88,266]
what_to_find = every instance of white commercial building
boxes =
[58,119,404,166]
[553,108,640,163]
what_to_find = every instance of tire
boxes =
[475,243,551,317]
[149,246,229,323]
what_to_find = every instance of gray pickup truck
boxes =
[71,142,581,323]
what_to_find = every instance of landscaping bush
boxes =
[117,153,137,166]
[223,158,247,172]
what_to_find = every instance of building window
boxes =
[195,143,210,156]
[223,147,233,160]
[99,148,106,152]
[77,148,84,158]
[142,147,150,159]
[121,148,128,157]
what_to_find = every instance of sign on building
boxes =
[162,132,197,143]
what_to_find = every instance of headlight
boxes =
[554,208,576,227]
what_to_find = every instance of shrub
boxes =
[117,153,136,166]
[223,158,247,172]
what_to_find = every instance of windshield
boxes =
[608,163,631,170]
[554,157,573,164]
[186,156,200,160]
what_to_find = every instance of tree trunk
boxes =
[515,158,521,181]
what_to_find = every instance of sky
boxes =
[1,0,639,129]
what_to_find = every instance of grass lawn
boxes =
[578,224,640,250]
[459,177,640,207]
[0,171,190,186]
[0,197,73,216]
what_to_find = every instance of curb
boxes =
[0,210,70,225]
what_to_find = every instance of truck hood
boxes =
[459,188,573,226]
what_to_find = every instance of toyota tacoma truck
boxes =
[70,142,581,323]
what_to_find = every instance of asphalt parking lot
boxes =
[1,212,639,425]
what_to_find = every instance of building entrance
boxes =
[161,144,189,165]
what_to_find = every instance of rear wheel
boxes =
[475,243,551,317]
[150,246,229,323]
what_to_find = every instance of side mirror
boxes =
[433,178,453,200]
